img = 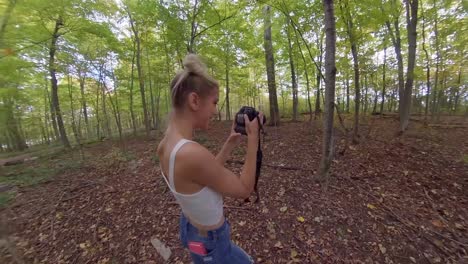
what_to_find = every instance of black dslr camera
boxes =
[233,106,266,203]
[234,106,266,135]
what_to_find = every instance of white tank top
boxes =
[161,139,224,226]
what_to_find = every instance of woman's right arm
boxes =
[178,115,261,199]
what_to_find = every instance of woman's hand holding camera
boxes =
[244,112,263,140]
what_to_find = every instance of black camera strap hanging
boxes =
[253,119,265,203]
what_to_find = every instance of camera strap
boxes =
[255,121,265,181]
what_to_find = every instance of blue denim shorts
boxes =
[179,214,254,264]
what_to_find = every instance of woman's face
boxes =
[194,88,219,130]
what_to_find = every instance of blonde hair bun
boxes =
[183,54,207,75]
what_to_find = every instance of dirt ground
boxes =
[1,117,467,263]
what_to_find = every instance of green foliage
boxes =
[0,0,466,152]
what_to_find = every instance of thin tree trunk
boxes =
[340,0,360,143]
[383,0,405,120]
[293,25,312,120]
[381,45,387,114]
[129,41,137,136]
[99,64,111,137]
[364,74,369,114]
[318,0,337,183]
[225,43,231,120]
[286,17,299,121]
[146,45,156,129]
[95,80,100,139]
[263,5,280,126]
[107,75,123,141]
[431,0,440,119]
[127,8,150,136]
[345,70,350,113]
[78,72,90,138]
[454,68,461,113]
[67,74,81,145]
[49,17,70,148]
[400,0,418,132]
[421,0,431,120]
[314,36,323,119]
[43,75,52,144]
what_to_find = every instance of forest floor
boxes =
[1,116,467,264]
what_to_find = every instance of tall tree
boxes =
[339,0,360,143]
[263,5,280,126]
[127,6,150,136]
[49,16,71,148]
[318,0,337,182]
[286,17,299,121]
[400,0,418,131]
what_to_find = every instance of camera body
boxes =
[234,106,266,135]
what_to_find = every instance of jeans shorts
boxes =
[179,214,254,264]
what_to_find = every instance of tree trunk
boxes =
[400,0,418,132]
[225,44,231,120]
[340,0,360,143]
[127,9,150,136]
[146,46,157,129]
[95,80,100,139]
[421,1,431,120]
[263,5,280,126]
[383,0,405,120]
[49,17,70,148]
[129,41,137,136]
[454,68,461,113]
[108,75,123,141]
[286,18,299,121]
[314,36,323,119]
[346,70,350,113]
[380,45,387,114]
[78,72,90,138]
[293,25,312,121]
[43,75,52,143]
[318,0,337,183]
[431,0,440,119]
[67,74,81,145]
[364,74,369,114]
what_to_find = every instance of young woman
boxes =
[157,54,261,263]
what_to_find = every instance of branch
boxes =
[193,13,236,40]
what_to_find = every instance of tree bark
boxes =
[314,35,324,119]
[127,8,150,136]
[67,74,81,145]
[129,40,137,136]
[340,0,360,143]
[49,17,70,148]
[292,25,312,121]
[78,70,90,137]
[263,5,280,126]
[286,17,299,121]
[380,45,387,114]
[318,0,337,182]
[225,43,231,120]
[400,0,418,131]
[421,1,431,120]
[431,0,440,119]
[346,70,350,113]
[383,0,404,120]
[146,45,156,129]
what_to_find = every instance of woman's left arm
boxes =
[215,122,241,165]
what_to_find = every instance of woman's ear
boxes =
[187,92,200,111]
